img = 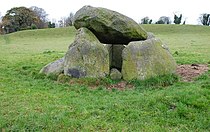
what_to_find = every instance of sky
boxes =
[0,0,210,24]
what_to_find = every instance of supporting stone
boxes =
[106,44,125,71]
[122,38,177,81]
[64,27,109,78]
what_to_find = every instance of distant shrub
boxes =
[31,24,37,29]
[48,22,55,28]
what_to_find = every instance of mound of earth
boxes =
[176,64,209,82]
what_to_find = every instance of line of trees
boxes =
[141,13,209,25]
[1,7,47,33]
[1,6,210,34]
[0,6,74,34]
[58,13,74,27]
[141,14,183,24]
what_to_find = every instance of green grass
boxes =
[142,24,210,64]
[0,25,210,131]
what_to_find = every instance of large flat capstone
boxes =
[73,5,148,44]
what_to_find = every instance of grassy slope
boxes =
[0,25,209,131]
[142,24,210,64]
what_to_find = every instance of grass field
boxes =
[0,25,210,131]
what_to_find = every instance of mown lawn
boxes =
[0,25,210,131]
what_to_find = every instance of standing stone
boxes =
[106,44,125,70]
[64,27,109,78]
[39,57,64,75]
[73,5,148,44]
[122,38,177,80]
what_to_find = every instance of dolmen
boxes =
[40,5,177,81]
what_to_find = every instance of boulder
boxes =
[73,5,147,44]
[122,38,177,80]
[106,44,125,70]
[39,57,64,75]
[110,68,122,80]
[64,27,109,78]
[147,32,155,39]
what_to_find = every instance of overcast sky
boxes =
[0,0,210,24]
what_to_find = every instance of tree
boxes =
[174,14,182,24]
[199,13,210,26]
[65,12,74,26]
[48,21,55,28]
[0,12,2,23]
[0,12,3,34]
[30,6,48,28]
[2,7,41,33]
[149,19,152,24]
[156,16,171,24]
[141,17,152,24]
[58,17,66,27]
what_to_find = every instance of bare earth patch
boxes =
[176,64,209,82]
[107,81,134,91]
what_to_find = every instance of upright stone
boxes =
[122,38,177,80]
[106,44,125,70]
[64,27,109,78]
[73,5,147,44]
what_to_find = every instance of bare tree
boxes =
[30,6,48,28]
[65,12,74,26]
[58,17,66,27]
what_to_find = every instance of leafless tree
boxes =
[65,12,74,26]
[30,6,48,28]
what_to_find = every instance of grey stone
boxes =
[73,5,148,44]
[39,57,64,75]
[122,38,177,80]
[110,68,122,80]
[64,27,109,78]
[147,32,155,39]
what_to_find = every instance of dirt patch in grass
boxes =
[72,80,134,91]
[57,64,209,89]
[106,81,134,91]
[176,64,209,82]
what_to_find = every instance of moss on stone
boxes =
[122,38,177,81]
[64,27,109,78]
[122,48,138,80]
[73,6,148,44]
